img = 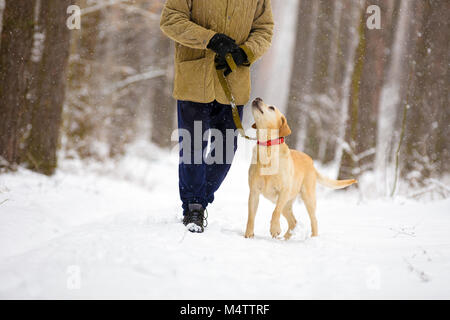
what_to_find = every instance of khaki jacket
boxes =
[160,0,274,105]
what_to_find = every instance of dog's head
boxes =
[251,98,291,138]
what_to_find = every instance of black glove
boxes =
[215,47,248,77]
[230,47,248,66]
[207,33,238,58]
[215,55,232,76]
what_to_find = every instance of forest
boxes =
[0,0,449,198]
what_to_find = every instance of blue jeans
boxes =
[177,100,244,213]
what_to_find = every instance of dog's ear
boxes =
[279,117,291,137]
[252,123,257,129]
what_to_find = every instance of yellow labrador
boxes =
[246,98,357,239]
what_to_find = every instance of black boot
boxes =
[183,203,208,233]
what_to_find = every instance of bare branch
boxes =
[117,3,159,20]
[104,69,166,95]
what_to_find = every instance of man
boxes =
[160,0,274,233]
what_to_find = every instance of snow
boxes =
[0,140,449,299]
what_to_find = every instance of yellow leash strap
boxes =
[216,53,256,141]
[225,54,237,73]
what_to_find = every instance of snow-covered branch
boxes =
[104,69,166,95]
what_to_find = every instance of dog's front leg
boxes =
[270,191,289,238]
[245,191,260,238]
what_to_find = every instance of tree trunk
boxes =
[375,0,411,194]
[63,0,103,158]
[25,0,73,175]
[285,0,320,150]
[338,6,366,180]
[303,0,334,161]
[0,0,5,37]
[338,0,392,180]
[401,0,450,188]
[0,0,36,167]
[320,0,344,164]
[150,32,175,148]
[333,0,361,173]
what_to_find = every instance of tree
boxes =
[338,0,394,180]
[25,0,73,175]
[333,0,362,172]
[375,0,412,194]
[64,0,104,159]
[150,30,175,148]
[303,0,334,162]
[285,0,320,151]
[0,0,36,167]
[401,0,450,189]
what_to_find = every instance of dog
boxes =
[246,97,357,239]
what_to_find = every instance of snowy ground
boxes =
[0,140,449,299]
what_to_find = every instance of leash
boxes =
[216,53,257,141]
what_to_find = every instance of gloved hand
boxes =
[215,47,248,77]
[230,47,248,66]
[207,33,238,59]
[215,55,232,76]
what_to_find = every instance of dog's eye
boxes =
[269,106,275,111]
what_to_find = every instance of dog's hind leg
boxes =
[282,200,297,240]
[245,191,260,238]
[301,175,318,237]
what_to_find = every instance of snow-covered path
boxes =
[0,141,449,299]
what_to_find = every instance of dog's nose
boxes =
[252,98,264,114]
[252,98,262,106]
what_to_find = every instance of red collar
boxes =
[257,137,285,147]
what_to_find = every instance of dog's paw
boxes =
[288,223,308,241]
[283,231,292,240]
[270,223,281,238]
[244,231,254,239]
[244,228,255,238]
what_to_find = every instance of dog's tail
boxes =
[315,169,357,190]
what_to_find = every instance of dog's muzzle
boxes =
[252,98,264,114]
